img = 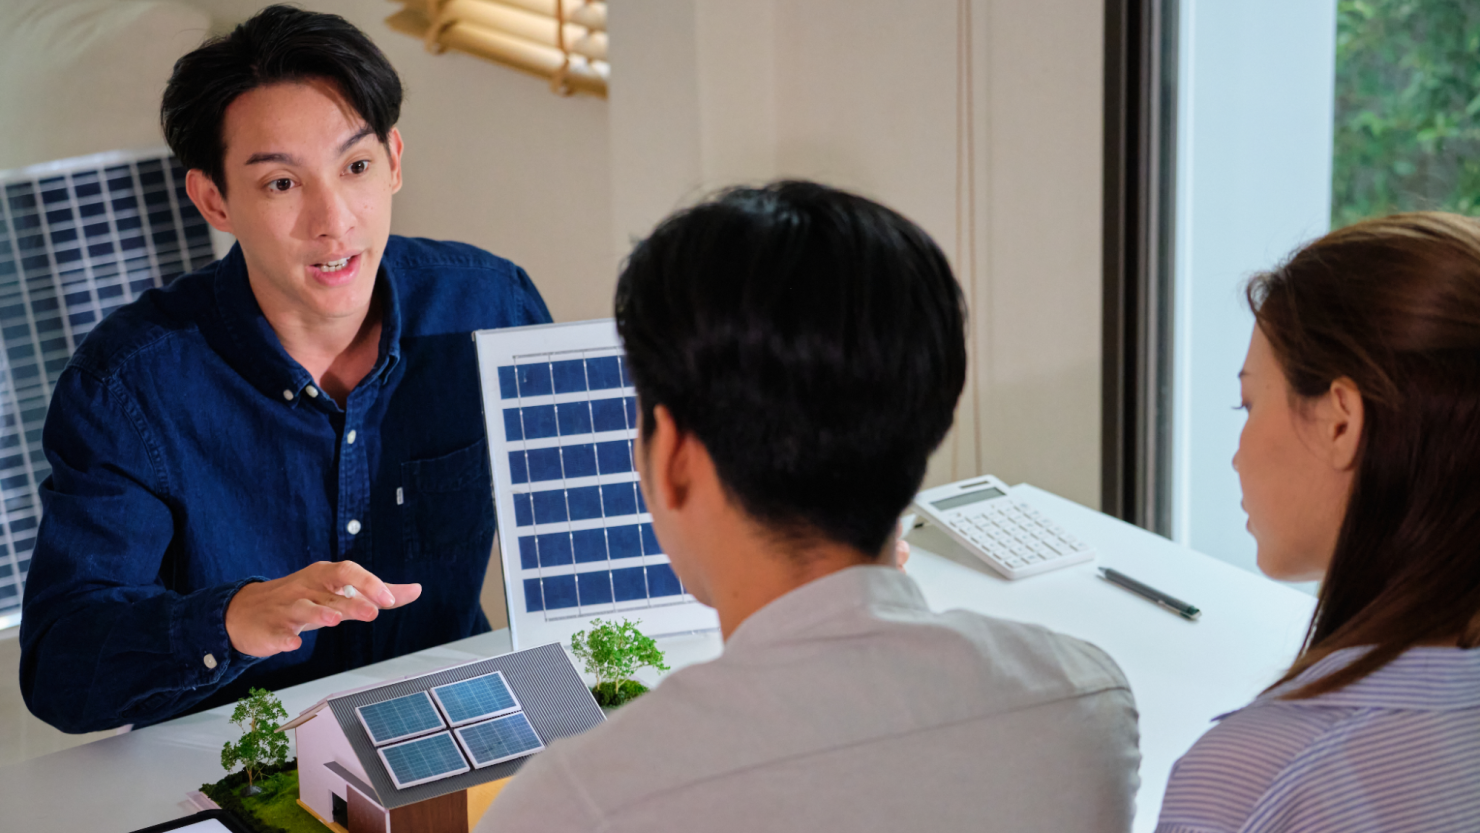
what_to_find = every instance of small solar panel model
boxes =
[281,642,603,833]
[473,319,721,650]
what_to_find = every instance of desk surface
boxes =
[0,485,1314,833]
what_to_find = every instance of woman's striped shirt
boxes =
[1156,646,1480,833]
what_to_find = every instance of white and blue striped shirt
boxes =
[1156,646,1480,833]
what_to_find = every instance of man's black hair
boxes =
[616,181,968,558]
[161,5,403,193]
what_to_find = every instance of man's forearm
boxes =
[20,577,264,733]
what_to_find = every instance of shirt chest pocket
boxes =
[400,438,496,562]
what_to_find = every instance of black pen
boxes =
[1098,567,1201,620]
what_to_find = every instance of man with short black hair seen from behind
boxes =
[478,182,1141,833]
[20,5,551,732]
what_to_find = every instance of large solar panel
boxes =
[454,712,545,768]
[0,148,216,627]
[376,731,470,789]
[356,691,447,746]
[431,671,521,726]
[475,320,720,648]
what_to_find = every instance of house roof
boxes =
[318,642,604,810]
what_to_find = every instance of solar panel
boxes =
[475,320,720,649]
[431,671,521,726]
[453,712,545,768]
[0,148,216,627]
[376,731,470,789]
[356,691,447,746]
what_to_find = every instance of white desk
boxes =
[0,485,1314,832]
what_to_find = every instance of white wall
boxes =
[609,0,1105,506]
[1171,0,1336,577]
[193,0,617,323]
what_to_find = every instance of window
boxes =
[386,0,609,97]
[1104,0,1479,582]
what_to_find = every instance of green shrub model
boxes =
[221,687,291,796]
[570,618,670,707]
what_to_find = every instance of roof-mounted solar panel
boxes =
[454,712,545,768]
[356,691,447,746]
[431,671,521,726]
[376,731,470,789]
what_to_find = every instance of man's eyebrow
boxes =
[241,128,374,167]
[244,151,299,166]
[1237,371,1249,378]
[338,126,375,155]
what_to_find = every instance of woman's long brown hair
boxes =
[1251,212,1480,699]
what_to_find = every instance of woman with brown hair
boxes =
[1155,212,1480,833]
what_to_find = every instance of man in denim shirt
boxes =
[19,6,551,732]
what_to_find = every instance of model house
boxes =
[280,642,604,833]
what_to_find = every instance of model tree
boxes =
[570,618,670,707]
[221,687,290,796]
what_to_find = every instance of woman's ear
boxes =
[1317,377,1365,471]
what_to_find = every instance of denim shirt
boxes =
[19,236,552,733]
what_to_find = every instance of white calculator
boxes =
[912,476,1095,579]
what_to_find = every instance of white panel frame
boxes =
[474,318,720,649]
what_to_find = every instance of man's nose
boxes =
[306,182,353,239]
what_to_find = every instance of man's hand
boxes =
[224,560,422,658]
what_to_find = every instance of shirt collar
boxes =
[1250,645,1480,712]
[725,564,931,652]
[212,243,404,406]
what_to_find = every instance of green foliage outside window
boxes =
[570,618,670,707]
[1332,0,1480,227]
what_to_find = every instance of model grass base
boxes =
[590,679,649,708]
[201,760,325,833]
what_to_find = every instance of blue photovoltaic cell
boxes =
[498,358,627,400]
[515,482,646,527]
[357,692,446,746]
[431,672,518,725]
[523,562,684,612]
[456,712,544,767]
[378,731,469,788]
[504,397,636,441]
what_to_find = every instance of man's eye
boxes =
[348,160,369,175]
[269,179,293,192]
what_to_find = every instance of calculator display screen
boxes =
[931,487,1005,511]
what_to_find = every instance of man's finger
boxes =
[383,582,422,609]
[315,591,381,623]
[289,596,343,631]
[331,560,396,608]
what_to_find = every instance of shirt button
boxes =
[203,653,218,670]
[347,519,362,535]
[347,430,357,445]
[306,386,319,398]
[282,389,294,401]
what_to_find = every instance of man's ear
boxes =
[642,405,691,512]
[185,169,233,235]
[1317,377,1364,471]
[387,127,404,195]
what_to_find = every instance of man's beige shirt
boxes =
[480,564,1141,833]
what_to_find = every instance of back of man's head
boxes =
[160,4,402,193]
[616,181,967,559]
